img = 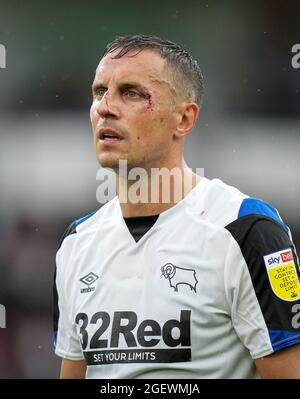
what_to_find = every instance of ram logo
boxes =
[161,263,198,293]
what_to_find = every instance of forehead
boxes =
[94,49,168,88]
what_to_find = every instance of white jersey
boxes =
[53,177,300,378]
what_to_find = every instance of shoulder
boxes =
[217,181,295,268]
[56,211,96,253]
[195,178,248,227]
[198,179,297,272]
[200,178,288,233]
[225,196,291,250]
[57,196,119,253]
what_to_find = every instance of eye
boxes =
[124,90,140,98]
[95,87,107,97]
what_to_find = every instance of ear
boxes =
[175,102,200,138]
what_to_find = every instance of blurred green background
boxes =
[0,0,299,378]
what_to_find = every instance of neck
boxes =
[116,160,201,218]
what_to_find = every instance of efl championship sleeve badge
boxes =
[263,248,300,301]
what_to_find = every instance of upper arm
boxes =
[60,358,86,379]
[255,344,300,378]
[225,200,300,362]
[53,222,85,363]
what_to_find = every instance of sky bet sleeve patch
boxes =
[263,248,300,301]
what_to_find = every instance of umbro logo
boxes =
[80,272,99,294]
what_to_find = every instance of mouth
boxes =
[98,128,124,143]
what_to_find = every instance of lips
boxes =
[98,128,123,142]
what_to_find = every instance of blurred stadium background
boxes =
[0,0,299,378]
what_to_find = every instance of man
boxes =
[53,34,300,378]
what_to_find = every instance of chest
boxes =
[66,222,232,358]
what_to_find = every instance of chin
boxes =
[97,153,123,170]
[98,158,119,170]
[97,151,144,172]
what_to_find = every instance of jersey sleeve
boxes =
[224,198,300,359]
[53,222,84,360]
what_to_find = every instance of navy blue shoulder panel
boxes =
[238,197,289,232]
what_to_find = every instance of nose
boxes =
[96,90,119,119]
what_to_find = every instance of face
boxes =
[90,49,181,172]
